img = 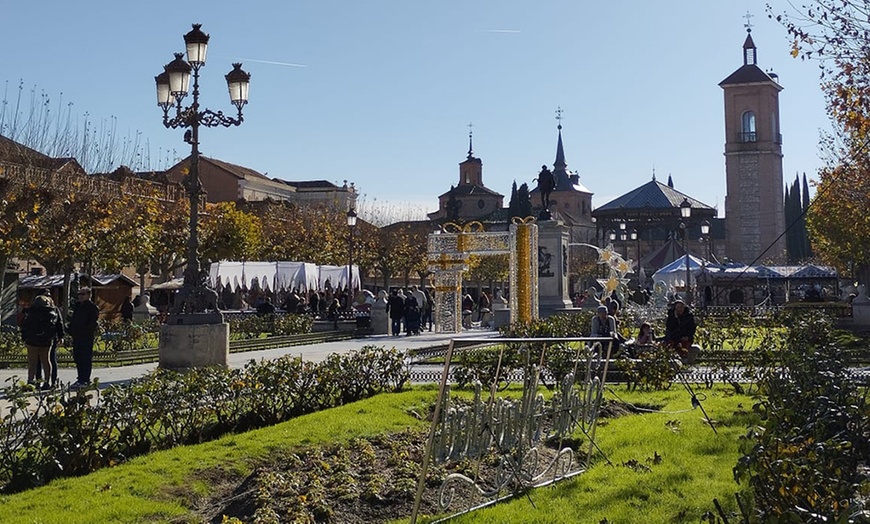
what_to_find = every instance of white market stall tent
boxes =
[317,264,360,292]
[208,261,356,293]
[650,254,707,289]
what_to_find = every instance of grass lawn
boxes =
[0,384,753,524]
[441,385,753,523]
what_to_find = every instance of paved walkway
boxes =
[0,329,501,391]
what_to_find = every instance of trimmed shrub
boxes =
[0,345,407,493]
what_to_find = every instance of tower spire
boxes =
[743,12,757,65]
[554,107,567,170]
[550,106,572,192]
[467,122,474,159]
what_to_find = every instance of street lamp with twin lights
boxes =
[680,198,692,304]
[155,24,251,316]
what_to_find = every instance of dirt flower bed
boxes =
[192,399,640,524]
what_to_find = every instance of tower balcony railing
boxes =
[738,132,757,143]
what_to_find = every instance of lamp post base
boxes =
[159,320,229,370]
[166,311,225,325]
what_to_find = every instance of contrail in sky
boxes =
[235,58,308,67]
[480,29,521,33]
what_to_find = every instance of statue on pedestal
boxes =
[534,165,555,220]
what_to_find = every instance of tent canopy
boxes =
[208,261,357,292]
[651,254,707,288]
[639,238,688,272]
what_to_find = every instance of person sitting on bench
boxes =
[663,299,696,360]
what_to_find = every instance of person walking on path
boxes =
[20,295,64,390]
[34,295,65,388]
[387,290,405,336]
[68,287,100,387]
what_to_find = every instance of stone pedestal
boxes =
[492,308,511,329]
[537,219,572,318]
[851,291,870,327]
[159,314,229,370]
[370,290,389,335]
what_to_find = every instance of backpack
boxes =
[23,307,57,347]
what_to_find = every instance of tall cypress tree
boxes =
[785,185,795,262]
[802,173,813,259]
[507,181,520,219]
[792,177,803,261]
[517,183,532,218]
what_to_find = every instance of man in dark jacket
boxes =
[386,290,405,337]
[256,296,276,317]
[664,299,696,359]
[69,287,100,387]
[120,295,134,322]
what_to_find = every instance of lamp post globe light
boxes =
[679,198,692,304]
[631,228,639,287]
[701,219,712,261]
[347,207,357,308]
[155,24,251,317]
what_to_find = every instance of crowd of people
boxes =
[16,277,704,391]
[387,285,433,336]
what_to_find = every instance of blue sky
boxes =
[0,1,831,221]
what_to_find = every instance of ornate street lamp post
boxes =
[699,219,711,307]
[619,221,627,257]
[631,228,639,288]
[155,24,250,316]
[347,207,357,308]
[701,219,712,262]
[680,198,692,304]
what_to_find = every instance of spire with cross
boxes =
[467,122,474,159]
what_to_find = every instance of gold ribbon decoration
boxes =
[511,216,537,225]
[442,221,485,252]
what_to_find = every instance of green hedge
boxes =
[0,345,407,493]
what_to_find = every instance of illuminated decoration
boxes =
[572,242,634,302]
[511,217,538,324]
[409,337,614,522]
[428,218,538,332]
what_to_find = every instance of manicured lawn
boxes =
[0,385,752,524]
[440,385,752,523]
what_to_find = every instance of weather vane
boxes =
[555,106,563,129]
[744,11,754,32]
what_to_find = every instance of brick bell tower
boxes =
[719,22,786,264]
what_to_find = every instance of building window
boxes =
[740,111,756,142]
[477,199,485,209]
